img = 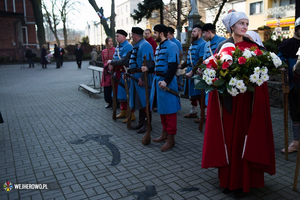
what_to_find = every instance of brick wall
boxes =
[0,0,37,60]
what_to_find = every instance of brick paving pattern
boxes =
[0,61,300,199]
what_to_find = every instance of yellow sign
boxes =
[266,18,295,28]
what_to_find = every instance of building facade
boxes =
[0,0,37,60]
[115,0,147,38]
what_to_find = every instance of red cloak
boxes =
[202,82,276,193]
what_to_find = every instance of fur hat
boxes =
[116,29,128,37]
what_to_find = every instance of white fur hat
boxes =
[222,12,249,33]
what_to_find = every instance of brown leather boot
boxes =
[123,113,136,123]
[152,130,168,143]
[116,110,127,119]
[161,134,175,152]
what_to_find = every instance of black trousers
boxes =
[76,59,82,68]
[55,58,60,68]
[289,84,300,121]
[104,86,112,104]
[60,56,64,66]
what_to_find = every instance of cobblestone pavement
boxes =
[0,61,300,200]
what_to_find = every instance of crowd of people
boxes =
[23,9,300,195]
[96,10,300,196]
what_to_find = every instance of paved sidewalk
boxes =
[0,61,300,200]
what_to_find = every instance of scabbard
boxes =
[125,73,151,89]
[164,86,180,98]
[108,71,125,89]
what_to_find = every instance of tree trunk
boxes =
[63,20,67,46]
[88,0,114,43]
[213,0,227,26]
[29,0,46,47]
[296,0,300,19]
[160,0,164,24]
[176,0,182,40]
[110,0,116,46]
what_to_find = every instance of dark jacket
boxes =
[25,49,33,58]
[54,46,60,58]
[74,48,84,60]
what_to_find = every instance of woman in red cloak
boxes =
[201,11,276,194]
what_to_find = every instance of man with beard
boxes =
[278,17,300,153]
[142,24,181,152]
[108,30,135,122]
[180,25,206,119]
[127,27,154,133]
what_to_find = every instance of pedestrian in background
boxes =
[91,48,98,66]
[59,45,65,67]
[54,44,60,69]
[25,46,34,68]
[41,44,48,69]
[74,44,84,69]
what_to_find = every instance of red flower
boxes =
[206,63,212,69]
[212,77,219,83]
[254,49,263,56]
[238,57,247,65]
[222,62,229,70]
[238,46,245,51]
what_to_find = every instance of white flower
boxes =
[229,77,237,86]
[251,51,256,56]
[260,67,268,75]
[231,87,239,96]
[236,80,245,89]
[261,74,269,81]
[254,67,261,74]
[273,58,282,68]
[203,75,208,81]
[239,86,247,93]
[242,49,252,59]
[250,73,259,83]
[256,79,264,86]
[203,69,209,76]
[205,77,213,85]
[269,52,278,60]
[208,69,216,77]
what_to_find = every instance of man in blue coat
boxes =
[181,25,206,119]
[142,24,181,152]
[128,27,154,133]
[108,30,134,122]
[167,26,184,91]
[202,23,226,120]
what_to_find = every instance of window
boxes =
[121,7,123,14]
[121,19,123,26]
[250,1,263,15]
[126,5,128,12]
[126,18,128,25]
[280,0,295,6]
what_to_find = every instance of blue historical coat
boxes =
[112,40,133,101]
[128,39,154,109]
[150,39,181,114]
[203,35,226,60]
[203,35,226,105]
[170,37,183,54]
[184,37,206,97]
